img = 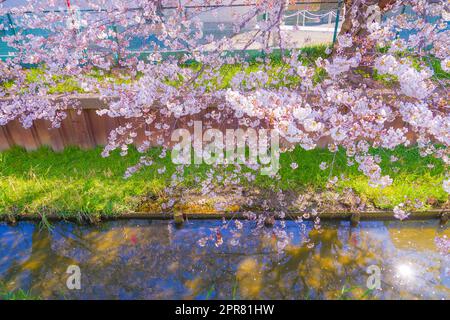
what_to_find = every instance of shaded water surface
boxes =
[0,219,448,300]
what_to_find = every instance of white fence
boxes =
[280,7,345,32]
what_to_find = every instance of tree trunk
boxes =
[335,0,397,84]
[339,0,397,38]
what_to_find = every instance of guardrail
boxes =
[281,7,345,32]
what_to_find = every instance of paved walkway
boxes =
[199,27,338,52]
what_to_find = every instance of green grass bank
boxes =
[0,145,447,218]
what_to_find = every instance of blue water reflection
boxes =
[0,219,448,299]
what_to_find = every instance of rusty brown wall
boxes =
[0,96,125,151]
[0,95,418,152]
[0,95,197,151]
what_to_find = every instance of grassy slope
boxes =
[1,46,330,94]
[0,146,447,216]
[3,45,448,95]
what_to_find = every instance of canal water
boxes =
[0,219,448,300]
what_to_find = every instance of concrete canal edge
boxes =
[1,210,448,226]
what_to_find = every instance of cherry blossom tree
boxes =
[0,0,449,247]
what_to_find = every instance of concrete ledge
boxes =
[2,209,448,223]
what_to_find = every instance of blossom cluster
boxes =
[0,0,448,243]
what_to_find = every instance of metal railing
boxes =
[282,6,345,32]
[0,1,343,60]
